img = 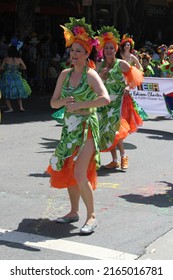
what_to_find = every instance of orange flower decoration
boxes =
[96,26,120,52]
[60,17,96,54]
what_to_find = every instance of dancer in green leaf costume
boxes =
[96,26,144,170]
[47,17,110,235]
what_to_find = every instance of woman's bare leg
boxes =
[117,139,128,169]
[110,147,118,161]
[65,186,80,217]
[5,99,13,112]
[74,138,96,226]
[56,186,80,220]
[56,186,80,223]
[17,98,25,111]
[117,139,125,156]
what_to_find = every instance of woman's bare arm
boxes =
[50,69,74,109]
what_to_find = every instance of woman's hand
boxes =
[99,67,109,80]
[64,96,75,106]
[66,101,81,112]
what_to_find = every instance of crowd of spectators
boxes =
[0,32,63,94]
[0,32,173,95]
[134,41,173,78]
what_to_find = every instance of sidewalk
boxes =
[138,228,173,260]
[0,94,53,124]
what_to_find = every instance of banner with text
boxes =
[130,77,173,115]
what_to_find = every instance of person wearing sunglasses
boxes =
[120,34,143,71]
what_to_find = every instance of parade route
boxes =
[0,95,173,261]
[0,228,137,260]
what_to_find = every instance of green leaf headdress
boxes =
[96,26,120,51]
[60,17,96,54]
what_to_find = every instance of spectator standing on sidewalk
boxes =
[37,34,55,92]
[0,38,31,112]
[46,57,61,93]
[140,53,155,77]
[156,44,168,65]
[27,36,39,88]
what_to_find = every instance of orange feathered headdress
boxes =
[96,26,120,52]
[60,17,96,55]
[120,33,135,49]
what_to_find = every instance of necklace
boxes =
[105,60,115,69]
[66,68,85,93]
[123,54,131,62]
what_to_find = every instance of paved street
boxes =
[0,95,173,261]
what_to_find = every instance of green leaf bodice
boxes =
[50,67,100,171]
[97,59,126,151]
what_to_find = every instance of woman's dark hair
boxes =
[8,45,21,58]
[120,42,133,55]
[89,46,98,63]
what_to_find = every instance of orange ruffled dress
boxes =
[97,60,144,152]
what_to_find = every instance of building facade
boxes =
[0,0,173,49]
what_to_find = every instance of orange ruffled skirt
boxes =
[101,118,129,152]
[47,129,97,190]
[101,94,143,153]
[121,94,143,133]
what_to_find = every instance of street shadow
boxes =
[0,240,40,252]
[38,137,60,151]
[29,172,49,178]
[147,116,172,122]
[0,218,79,252]
[138,128,173,141]
[29,166,126,178]
[97,166,126,176]
[28,137,58,179]
[0,95,54,125]
[122,142,137,150]
[38,140,137,153]
[119,181,173,208]
[28,137,60,178]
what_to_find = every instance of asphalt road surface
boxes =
[0,95,173,262]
